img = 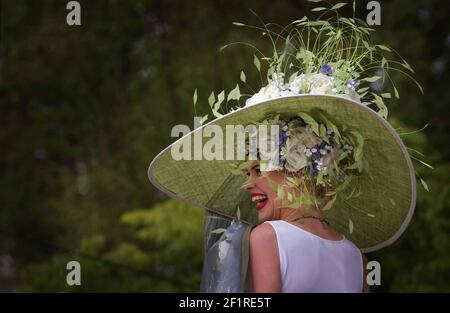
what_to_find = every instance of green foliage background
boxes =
[0,0,449,292]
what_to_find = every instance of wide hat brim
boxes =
[148,94,416,253]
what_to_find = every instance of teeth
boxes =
[251,195,268,202]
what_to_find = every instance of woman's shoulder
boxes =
[249,222,278,252]
[250,222,277,242]
[249,223,281,292]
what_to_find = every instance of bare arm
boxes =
[249,223,281,293]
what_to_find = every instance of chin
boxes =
[256,203,274,222]
[257,211,270,222]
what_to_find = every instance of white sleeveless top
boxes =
[265,220,363,293]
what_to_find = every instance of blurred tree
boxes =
[21,199,203,292]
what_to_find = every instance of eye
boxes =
[254,167,261,176]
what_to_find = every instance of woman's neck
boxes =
[279,205,323,222]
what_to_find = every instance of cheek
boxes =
[255,177,282,208]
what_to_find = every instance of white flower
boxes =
[289,73,307,94]
[265,83,282,98]
[284,139,309,172]
[309,73,333,94]
[245,73,295,107]
[245,70,359,107]
[245,87,269,107]
[279,89,294,97]
[291,126,322,148]
[343,88,361,103]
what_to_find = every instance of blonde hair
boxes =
[282,169,333,211]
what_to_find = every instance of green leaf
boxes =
[240,70,246,83]
[212,91,225,117]
[389,198,396,206]
[227,84,241,101]
[401,60,414,73]
[393,86,400,99]
[293,16,308,23]
[381,93,391,98]
[348,130,365,172]
[319,123,329,143]
[367,213,375,218]
[211,228,226,234]
[420,178,430,192]
[286,177,298,186]
[376,44,391,52]
[372,93,388,118]
[236,206,241,220]
[361,76,382,82]
[349,218,354,234]
[287,192,293,202]
[229,168,243,176]
[322,194,337,211]
[410,155,434,169]
[217,90,225,104]
[316,170,324,186]
[200,114,208,125]
[362,40,370,50]
[358,87,370,93]
[298,112,319,136]
[318,112,341,140]
[208,91,215,107]
[232,22,245,26]
[193,88,198,105]
[277,185,285,200]
[307,0,322,2]
[331,3,347,10]
[212,110,223,118]
[254,55,261,72]
[312,7,327,11]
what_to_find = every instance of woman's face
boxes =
[242,160,288,222]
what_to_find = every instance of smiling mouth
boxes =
[251,194,268,210]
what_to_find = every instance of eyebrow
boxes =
[247,164,260,174]
[243,164,260,175]
[250,164,260,171]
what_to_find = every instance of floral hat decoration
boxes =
[148,1,428,253]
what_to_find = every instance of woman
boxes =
[244,159,369,292]
[148,5,421,293]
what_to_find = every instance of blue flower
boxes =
[311,145,321,161]
[311,162,319,174]
[319,64,333,76]
[347,78,359,90]
[279,131,288,148]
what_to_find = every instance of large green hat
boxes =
[148,6,422,253]
[148,94,416,253]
